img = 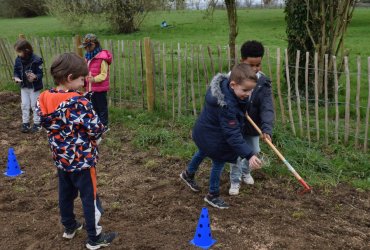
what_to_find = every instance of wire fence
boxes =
[0,36,369,152]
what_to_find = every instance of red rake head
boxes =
[298,179,312,195]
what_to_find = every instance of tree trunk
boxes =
[225,0,238,68]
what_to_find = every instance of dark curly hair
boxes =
[240,40,264,59]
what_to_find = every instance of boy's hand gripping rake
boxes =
[245,114,312,194]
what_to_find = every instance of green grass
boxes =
[1,8,370,55]
[109,105,370,190]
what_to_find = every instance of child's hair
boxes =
[240,40,264,59]
[50,53,89,85]
[230,63,257,84]
[14,39,33,57]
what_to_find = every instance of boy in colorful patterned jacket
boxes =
[36,53,116,250]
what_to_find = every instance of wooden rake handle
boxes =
[245,114,312,192]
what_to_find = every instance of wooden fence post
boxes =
[177,43,182,117]
[74,35,83,57]
[364,57,370,152]
[266,47,276,118]
[333,56,339,143]
[305,52,311,144]
[324,54,329,146]
[344,56,351,144]
[276,48,286,124]
[144,37,155,112]
[294,50,303,137]
[355,56,361,147]
[314,52,320,141]
[285,48,296,136]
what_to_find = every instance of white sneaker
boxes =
[229,182,240,195]
[242,174,255,185]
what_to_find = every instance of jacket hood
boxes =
[208,73,229,107]
[95,50,112,64]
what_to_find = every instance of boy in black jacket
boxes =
[229,40,275,195]
[180,64,262,209]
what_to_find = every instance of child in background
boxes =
[13,39,43,133]
[180,64,262,209]
[36,53,116,249]
[229,40,275,195]
[80,34,112,129]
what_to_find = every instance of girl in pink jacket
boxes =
[80,34,112,128]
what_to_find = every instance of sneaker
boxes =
[229,182,240,196]
[62,221,83,239]
[204,194,229,209]
[86,232,117,250]
[31,124,42,133]
[242,173,255,185]
[21,123,30,133]
[180,171,201,192]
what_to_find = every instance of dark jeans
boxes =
[187,149,226,196]
[58,168,103,241]
[91,91,108,126]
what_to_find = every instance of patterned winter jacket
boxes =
[36,89,105,172]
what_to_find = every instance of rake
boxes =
[245,114,312,194]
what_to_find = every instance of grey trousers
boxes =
[21,88,41,124]
[229,135,260,184]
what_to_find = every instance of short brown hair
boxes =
[50,53,89,85]
[230,63,257,84]
[14,39,33,57]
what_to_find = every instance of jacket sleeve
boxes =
[13,58,22,79]
[75,99,105,140]
[34,58,43,81]
[259,81,275,136]
[218,106,255,160]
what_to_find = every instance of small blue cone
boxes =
[4,148,24,177]
[190,207,216,249]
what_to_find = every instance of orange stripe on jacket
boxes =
[39,90,81,115]
[90,167,97,199]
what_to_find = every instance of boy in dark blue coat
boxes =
[229,40,275,195]
[180,64,262,209]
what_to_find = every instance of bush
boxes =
[44,0,166,34]
[0,0,46,18]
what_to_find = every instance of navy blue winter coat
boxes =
[244,73,274,136]
[13,54,43,91]
[192,74,254,163]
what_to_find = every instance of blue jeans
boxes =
[187,149,225,196]
[230,135,260,184]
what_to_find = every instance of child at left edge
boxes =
[36,52,116,249]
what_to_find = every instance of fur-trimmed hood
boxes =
[209,73,228,107]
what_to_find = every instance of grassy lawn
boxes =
[1,8,370,56]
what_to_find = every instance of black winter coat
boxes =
[192,74,254,163]
[13,54,43,91]
[244,73,274,136]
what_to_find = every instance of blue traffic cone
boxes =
[190,207,216,249]
[4,148,24,177]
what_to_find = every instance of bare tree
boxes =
[307,0,356,94]
[286,0,356,95]
[225,0,238,68]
